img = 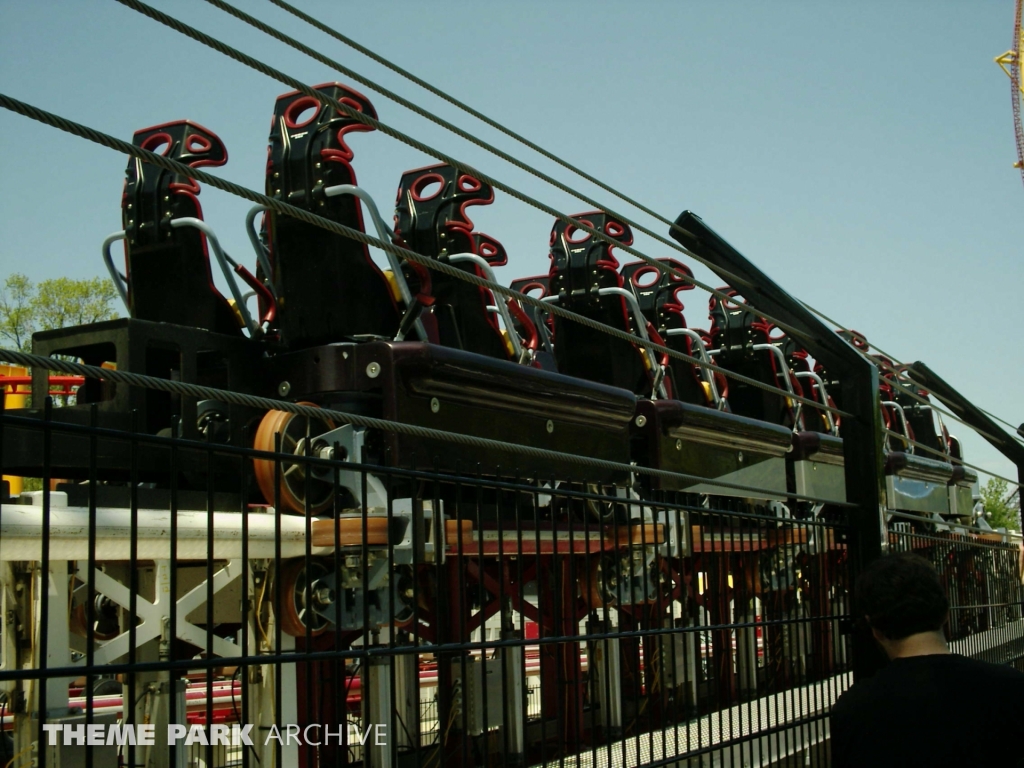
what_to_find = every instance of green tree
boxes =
[980,477,1021,532]
[0,273,36,351]
[0,273,119,351]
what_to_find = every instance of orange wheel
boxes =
[253,403,336,514]
[275,558,331,638]
[311,516,391,548]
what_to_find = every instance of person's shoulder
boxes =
[946,654,1024,680]
[832,675,879,716]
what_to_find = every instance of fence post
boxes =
[668,211,890,680]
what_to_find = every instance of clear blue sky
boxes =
[1,0,1021,484]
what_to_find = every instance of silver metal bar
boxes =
[933,408,951,457]
[753,343,803,429]
[168,217,258,336]
[881,400,914,452]
[794,370,839,435]
[101,230,130,309]
[751,343,795,395]
[324,183,396,241]
[324,184,427,342]
[448,252,524,361]
[243,205,275,292]
[665,328,723,408]
[597,287,668,398]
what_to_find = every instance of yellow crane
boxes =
[995,0,1024,188]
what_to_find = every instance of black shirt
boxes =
[831,654,1024,767]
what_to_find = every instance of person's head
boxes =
[856,552,949,653]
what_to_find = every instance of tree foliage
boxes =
[0,274,35,351]
[0,273,119,351]
[980,477,1021,532]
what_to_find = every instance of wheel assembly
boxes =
[69,595,120,641]
[275,558,332,638]
[253,403,337,514]
[587,548,662,609]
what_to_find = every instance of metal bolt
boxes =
[546,419,554,434]
[366,362,381,378]
[675,439,682,451]
[430,397,440,413]
[278,381,291,397]
[635,415,647,428]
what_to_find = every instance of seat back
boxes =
[892,372,947,457]
[393,163,511,360]
[122,121,241,335]
[707,289,799,425]
[265,83,399,349]
[547,213,651,394]
[781,340,834,433]
[619,259,710,405]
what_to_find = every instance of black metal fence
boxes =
[0,389,1021,768]
[0,391,862,768]
[887,511,1024,670]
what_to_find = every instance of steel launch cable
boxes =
[0,91,845,420]
[242,0,1024,451]
[112,0,856,357]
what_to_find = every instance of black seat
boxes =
[265,83,400,349]
[707,289,802,426]
[546,212,655,395]
[393,163,514,360]
[121,121,241,336]
[891,369,948,457]
[780,339,834,433]
[620,258,713,406]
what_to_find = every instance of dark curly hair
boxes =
[856,552,949,640]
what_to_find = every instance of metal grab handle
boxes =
[794,370,839,435]
[881,400,914,453]
[544,289,668,398]
[664,328,723,408]
[244,206,275,293]
[102,231,130,310]
[168,218,258,337]
[597,287,668,399]
[752,343,804,431]
[323,184,427,343]
[448,252,524,362]
[751,344,796,395]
